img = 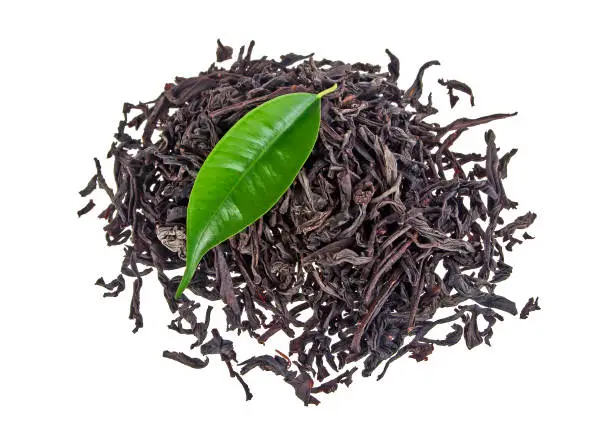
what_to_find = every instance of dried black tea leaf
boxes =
[128,254,144,333]
[216,39,233,62]
[81,40,539,405]
[406,60,440,104]
[520,297,541,319]
[200,329,237,362]
[239,354,320,406]
[77,199,95,217]
[95,275,126,298]
[438,78,475,107]
[311,367,358,394]
[79,175,97,197]
[279,52,314,67]
[385,49,400,82]
[163,351,210,369]
[222,359,253,401]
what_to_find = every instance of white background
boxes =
[1,1,611,445]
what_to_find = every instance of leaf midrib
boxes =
[190,95,317,254]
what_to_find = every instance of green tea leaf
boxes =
[175,84,337,299]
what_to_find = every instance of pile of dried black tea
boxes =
[79,40,539,405]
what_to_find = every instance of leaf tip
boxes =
[316,83,338,99]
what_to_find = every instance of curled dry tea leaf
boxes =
[162,350,210,369]
[175,84,338,298]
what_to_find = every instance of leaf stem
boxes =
[316,83,338,99]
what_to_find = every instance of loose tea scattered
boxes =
[79,41,539,405]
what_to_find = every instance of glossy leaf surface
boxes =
[175,85,337,298]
